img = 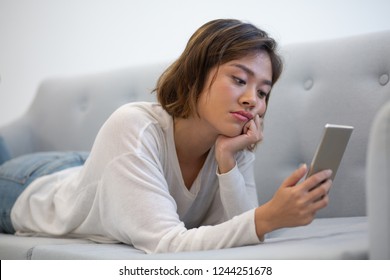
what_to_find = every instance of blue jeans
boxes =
[0,151,89,234]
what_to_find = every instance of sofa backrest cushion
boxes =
[24,64,166,152]
[255,30,390,218]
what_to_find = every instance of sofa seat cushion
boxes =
[0,234,93,260]
[5,216,366,260]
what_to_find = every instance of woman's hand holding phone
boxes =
[254,164,333,240]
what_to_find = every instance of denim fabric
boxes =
[0,136,11,165]
[0,151,89,233]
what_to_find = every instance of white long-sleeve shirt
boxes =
[11,102,261,253]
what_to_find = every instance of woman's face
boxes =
[196,51,272,138]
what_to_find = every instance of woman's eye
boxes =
[257,91,268,99]
[233,76,246,85]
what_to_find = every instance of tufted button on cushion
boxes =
[303,78,313,90]
[78,94,89,112]
[379,73,389,86]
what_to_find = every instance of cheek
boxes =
[257,100,267,116]
[211,77,238,98]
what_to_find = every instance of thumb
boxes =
[281,164,307,187]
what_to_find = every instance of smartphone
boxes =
[306,124,354,180]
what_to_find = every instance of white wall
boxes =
[1,0,390,126]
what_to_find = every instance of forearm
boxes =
[154,210,261,253]
[218,164,258,220]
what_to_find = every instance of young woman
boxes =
[0,19,332,253]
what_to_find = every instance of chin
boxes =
[222,126,243,137]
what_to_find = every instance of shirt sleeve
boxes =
[216,150,259,220]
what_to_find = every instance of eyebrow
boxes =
[231,63,273,86]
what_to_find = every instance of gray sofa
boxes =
[1,30,389,260]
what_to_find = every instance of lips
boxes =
[231,111,254,122]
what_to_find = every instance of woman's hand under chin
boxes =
[215,115,263,173]
[242,114,264,151]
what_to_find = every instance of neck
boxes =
[174,116,216,163]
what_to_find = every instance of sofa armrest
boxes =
[366,100,390,259]
[0,63,167,162]
[0,117,34,164]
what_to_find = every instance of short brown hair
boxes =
[155,19,283,118]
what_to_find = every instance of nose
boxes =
[239,88,266,114]
[240,88,256,107]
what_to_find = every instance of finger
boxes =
[259,116,264,130]
[255,114,261,129]
[281,164,308,188]
[311,187,331,210]
[257,116,264,141]
[244,119,256,134]
[247,117,263,140]
[243,120,257,150]
[303,169,333,192]
[242,119,253,134]
[308,179,332,202]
